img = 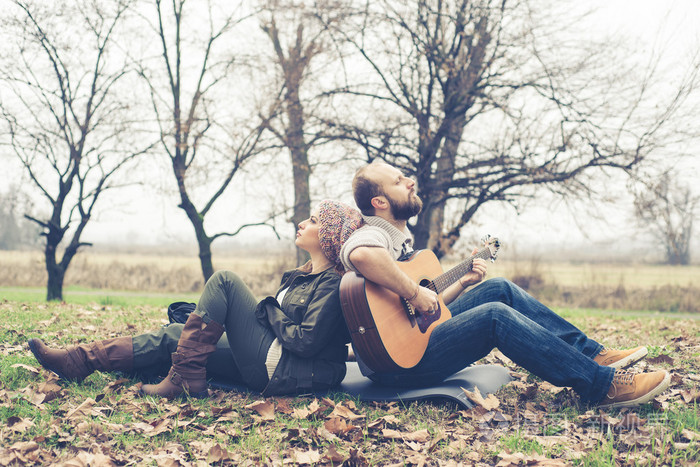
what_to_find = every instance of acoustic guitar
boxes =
[340,236,501,373]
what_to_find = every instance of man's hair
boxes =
[352,164,384,216]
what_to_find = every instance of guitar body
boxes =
[340,250,452,373]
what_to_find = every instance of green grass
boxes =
[0,295,698,465]
[0,286,200,307]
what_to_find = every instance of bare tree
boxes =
[324,0,700,257]
[136,0,277,281]
[0,0,148,300]
[634,172,698,265]
[0,188,41,250]
[259,1,345,265]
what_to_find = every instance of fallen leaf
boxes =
[292,406,312,419]
[245,400,275,420]
[324,416,357,434]
[275,398,294,414]
[62,450,117,467]
[10,364,40,374]
[647,354,674,365]
[146,418,172,437]
[681,389,700,404]
[206,444,230,463]
[292,448,321,464]
[66,398,96,421]
[381,428,430,443]
[615,413,647,431]
[405,452,427,465]
[461,386,500,410]
[103,378,129,394]
[7,417,34,433]
[330,402,364,420]
[681,429,700,441]
[323,445,346,463]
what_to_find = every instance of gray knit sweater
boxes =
[339,216,414,272]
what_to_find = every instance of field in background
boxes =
[2,250,700,312]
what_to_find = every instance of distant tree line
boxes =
[1,0,699,300]
[0,190,41,250]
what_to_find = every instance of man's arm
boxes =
[441,257,489,305]
[349,246,438,313]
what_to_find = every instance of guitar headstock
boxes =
[481,234,501,262]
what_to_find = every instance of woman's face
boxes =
[295,208,321,253]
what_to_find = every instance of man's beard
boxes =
[389,193,423,220]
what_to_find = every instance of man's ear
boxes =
[371,196,388,212]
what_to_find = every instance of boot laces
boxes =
[612,369,635,385]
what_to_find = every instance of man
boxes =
[339,161,670,409]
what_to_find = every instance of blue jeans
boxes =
[369,278,614,403]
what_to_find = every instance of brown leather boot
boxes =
[140,313,224,399]
[28,337,133,382]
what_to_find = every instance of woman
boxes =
[28,200,364,398]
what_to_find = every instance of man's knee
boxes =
[488,276,513,289]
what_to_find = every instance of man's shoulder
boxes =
[347,223,393,242]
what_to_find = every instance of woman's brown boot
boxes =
[140,313,224,399]
[28,337,133,381]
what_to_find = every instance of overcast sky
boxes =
[3,0,699,261]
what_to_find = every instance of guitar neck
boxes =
[432,247,493,294]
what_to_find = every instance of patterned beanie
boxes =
[318,200,364,274]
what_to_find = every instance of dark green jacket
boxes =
[255,267,350,396]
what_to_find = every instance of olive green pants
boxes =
[131,271,276,391]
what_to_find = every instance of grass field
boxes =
[0,298,697,465]
[1,252,699,464]
[0,245,698,464]
[3,249,700,314]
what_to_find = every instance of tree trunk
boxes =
[196,230,214,281]
[175,163,215,282]
[182,203,214,281]
[427,115,467,258]
[45,244,64,301]
[284,60,311,266]
[291,155,311,266]
[412,193,434,251]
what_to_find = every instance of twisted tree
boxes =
[137,0,277,281]
[326,0,700,256]
[0,0,148,300]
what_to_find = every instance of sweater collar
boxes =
[363,215,413,250]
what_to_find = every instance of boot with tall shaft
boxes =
[28,337,133,381]
[140,313,224,399]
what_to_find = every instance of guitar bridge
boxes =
[401,298,417,328]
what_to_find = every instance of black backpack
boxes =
[167,301,196,324]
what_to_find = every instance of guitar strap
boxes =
[397,242,414,262]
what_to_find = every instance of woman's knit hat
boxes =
[318,200,364,274]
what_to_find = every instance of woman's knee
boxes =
[210,270,241,285]
[208,270,248,295]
